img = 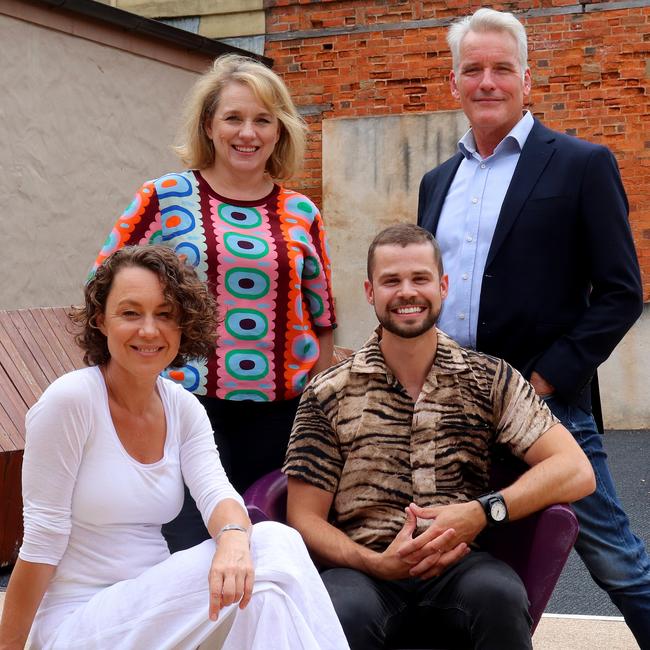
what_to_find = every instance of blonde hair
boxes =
[174,54,307,182]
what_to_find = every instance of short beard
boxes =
[376,303,439,339]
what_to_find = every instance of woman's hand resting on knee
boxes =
[209,527,254,620]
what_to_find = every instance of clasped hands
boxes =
[367,501,486,581]
[208,529,254,621]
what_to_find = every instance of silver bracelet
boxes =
[215,523,249,544]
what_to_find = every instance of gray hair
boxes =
[448,8,528,78]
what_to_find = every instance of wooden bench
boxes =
[0,308,351,567]
[0,307,84,566]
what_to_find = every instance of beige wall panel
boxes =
[322,110,468,350]
[0,14,199,310]
[600,306,650,429]
[116,0,263,18]
[198,12,265,38]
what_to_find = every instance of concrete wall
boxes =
[322,110,649,429]
[600,304,650,429]
[0,9,206,310]
[323,110,468,350]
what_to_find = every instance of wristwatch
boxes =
[476,492,509,526]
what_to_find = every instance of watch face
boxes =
[490,500,507,522]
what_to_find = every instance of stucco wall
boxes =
[323,110,468,350]
[0,12,202,309]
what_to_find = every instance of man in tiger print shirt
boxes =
[283,224,595,650]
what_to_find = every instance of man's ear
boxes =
[440,274,449,301]
[364,279,374,305]
[450,71,460,100]
[523,67,532,100]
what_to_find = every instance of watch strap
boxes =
[476,491,508,525]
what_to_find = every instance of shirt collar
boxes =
[458,110,534,160]
[351,327,469,383]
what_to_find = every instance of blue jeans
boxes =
[545,396,650,649]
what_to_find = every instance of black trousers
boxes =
[321,551,532,650]
[161,395,299,554]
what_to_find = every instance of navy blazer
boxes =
[418,119,643,408]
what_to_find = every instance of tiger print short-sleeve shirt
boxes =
[283,329,558,551]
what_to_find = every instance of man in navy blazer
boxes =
[417,8,649,645]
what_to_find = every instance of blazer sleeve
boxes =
[533,145,643,400]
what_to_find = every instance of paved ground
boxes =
[534,614,639,649]
[547,429,649,617]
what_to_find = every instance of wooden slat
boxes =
[12,310,66,380]
[30,309,77,374]
[0,365,27,451]
[0,400,22,453]
[0,358,29,425]
[0,312,50,393]
[0,384,27,448]
[0,323,43,406]
[42,307,85,368]
[4,310,59,383]
[333,345,354,363]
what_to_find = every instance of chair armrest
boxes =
[243,469,288,523]
[246,504,269,524]
[479,503,579,632]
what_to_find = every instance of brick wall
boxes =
[264,0,650,297]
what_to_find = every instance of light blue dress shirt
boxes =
[436,111,534,349]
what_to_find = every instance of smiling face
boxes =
[97,266,181,382]
[205,81,280,179]
[450,29,531,155]
[364,242,449,340]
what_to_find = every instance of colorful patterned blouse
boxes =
[93,170,336,402]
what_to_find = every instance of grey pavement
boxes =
[548,429,650,616]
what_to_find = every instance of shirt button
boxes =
[466,235,473,242]
[480,163,486,169]
[471,197,478,204]
[458,313,466,320]
[462,273,469,280]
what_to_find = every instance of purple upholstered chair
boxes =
[244,465,578,646]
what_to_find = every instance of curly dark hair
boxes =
[70,245,218,367]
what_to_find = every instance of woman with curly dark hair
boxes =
[0,246,347,650]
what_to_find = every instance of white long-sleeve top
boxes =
[20,366,244,613]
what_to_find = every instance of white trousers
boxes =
[36,522,349,650]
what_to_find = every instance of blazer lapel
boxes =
[426,154,463,235]
[485,121,556,267]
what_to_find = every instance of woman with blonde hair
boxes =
[92,55,336,552]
